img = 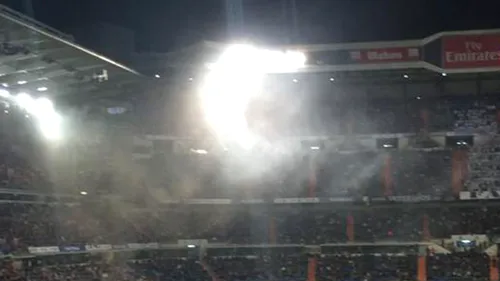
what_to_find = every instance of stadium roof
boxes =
[0,4,143,103]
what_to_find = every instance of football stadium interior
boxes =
[0,3,500,281]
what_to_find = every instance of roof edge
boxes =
[0,4,142,76]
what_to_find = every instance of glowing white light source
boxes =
[17,80,27,85]
[0,89,9,98]
[329,77,335,82]
[441,72,447,77]
[310,146,320,150]
[14,94,62,141]
[80,191,88,195]
[38,111,62,141]
[37,87,48,92]
[200,44,306,148]
[15,93,35,112]
[190,149,208,155]
[1,83,8,87]
[292,78,298,83]
[154,74,160,78]
[187,244,196,248]
[403,74,409,79]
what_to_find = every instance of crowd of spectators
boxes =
[0,105,493,281]
[0,203,498,249]
[3,248,491,281]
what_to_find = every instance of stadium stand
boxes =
[1,4,500,281]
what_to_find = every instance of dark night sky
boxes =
[3,0,500,52]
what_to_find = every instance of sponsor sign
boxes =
[28,246,60,254]
[459,190,500,200]
[386,195,433,202]
[127,243,159,249]
[442,34,500,69]
[85,244,112,251]
[59,245,84,252]
[349,47,420,63]
[184,198,232,204]
[112,244,128,250]
[274,197,320,204]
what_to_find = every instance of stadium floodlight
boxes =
[37,111,62,141]
[14,94,63,141]
[200,43,306,148]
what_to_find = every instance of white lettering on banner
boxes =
[273,197,320,204]
[85,244,112,251]
[445,51,500,63]
[366,51,403,60]
[28,246,59,254]
[446,40,500,64]
[408,48,419,57]
[459,190,500,200]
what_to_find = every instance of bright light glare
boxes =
[200,44,306,148]
[187,244,196,248]
[14,94,62,141]
[190,148,208,155]
[80,191,88,195]
[38,111,62,141]
[37,87,48,92]
[0,89,9,98]
[15,93,35,112]
[17,80,27,85]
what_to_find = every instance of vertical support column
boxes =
[382,154,393,197]
[308,155,317,197]
[346,213,354,242]
[451,149,468,196]
[490,255,499,281]
[268,215,277,244]
[420,108,429,134]
[307,256,317,281]
[417,245,427,281]
[422,214,430,241]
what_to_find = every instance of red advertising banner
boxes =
[442,34,500,69]
[349,47,420,63]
